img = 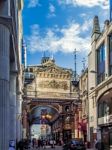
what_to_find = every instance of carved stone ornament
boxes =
[37,64,71,77]
[39,80,68,90]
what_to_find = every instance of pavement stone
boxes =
[31,146,94,150]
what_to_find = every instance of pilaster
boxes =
[9,73,17,143]
[16,98,22,141]
[0,24,10,150]
[105,36,109,78]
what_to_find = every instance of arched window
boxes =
[98,101,109,118]
[109,98,112,114]
[103,102,109,116]
[98,102,103,118]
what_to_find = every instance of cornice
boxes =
[0,15,20,73]
[0,15,13,32]
[89,76,112,97]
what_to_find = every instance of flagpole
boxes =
[110,0,112,21]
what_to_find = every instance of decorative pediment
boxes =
[36,65,72,79]
[38,64,72,76]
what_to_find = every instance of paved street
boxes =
[32,146,62,150]
[31,146,93,150]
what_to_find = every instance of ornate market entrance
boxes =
[22,56,80,142]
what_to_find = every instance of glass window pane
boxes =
[97,43,105,84]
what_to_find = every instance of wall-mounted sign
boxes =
[9,140,15,150]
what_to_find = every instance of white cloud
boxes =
[28,0,40,8]
[81,19,92,32]
[49,4,55,13]
[58,0,109,9]
[47,4,56,18]
[26,21,91,54]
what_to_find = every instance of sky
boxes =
[23,0,109,74]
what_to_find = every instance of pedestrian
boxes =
[43,140,46,149]
[50,139,53,148]
[17,140,24,150]
[94,138,98,149]
[96,139,103,150]
[38,139,41,149]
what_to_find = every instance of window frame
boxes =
[97,43,105,84]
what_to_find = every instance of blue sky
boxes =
[23,0,109,74]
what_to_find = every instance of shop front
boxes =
[98,116,112,149]
[101,126,112,149]
[97,89,112,149]
[79,119,87,142]
[63,129,72,143]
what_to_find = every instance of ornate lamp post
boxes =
[41,114,53,139]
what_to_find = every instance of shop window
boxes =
[90,127,94,146]
[110,131,112,146]
[109,98,112,114]
[97,43,105,84]
[98,103,103,118]
[102,128,110,149]
[104,102,109,116]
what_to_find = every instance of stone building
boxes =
[88,16,112,149]
[17,0,24,142]
[79,69,88,142]
[23,56,82,142]
[0,0,23,149]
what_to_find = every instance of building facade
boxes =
[88,16,112,149]
[23,56,82,142]
[0,0,23,149]
[79,69,88,143]
[17,0,24,142]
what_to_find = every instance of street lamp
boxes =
[41,114,52,120]
[41,114,53,139]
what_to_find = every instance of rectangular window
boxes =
[97,43,105,84]
[110,131,112,146]
[109,35,112,75]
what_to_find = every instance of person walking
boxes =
[50,139,53,148]
[17,140,24,150]
[43,140,46,149]
[94,138,98,150]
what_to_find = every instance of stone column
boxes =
[78,109,82,138]
[9,73,17,143]
[0,24,10,150]
[71,116,75,139]
[16,98,22,142]
[74,109,78,138]
[22,109,27,139]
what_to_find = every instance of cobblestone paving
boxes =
[31,146,62,150]
[31,146,94,150]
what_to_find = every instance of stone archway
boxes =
[29,105,60,140]
[97,88,112,149]
[30,105,60,124]
[97,88,112,119]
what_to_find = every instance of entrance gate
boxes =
[22,56,79,141]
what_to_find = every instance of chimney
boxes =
[91,16,101,43]
[92,16,100,35]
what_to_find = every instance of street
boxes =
[32,146,62,150]
[31,146,93,150]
